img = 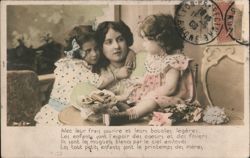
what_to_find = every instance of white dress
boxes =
[34,58,102,126]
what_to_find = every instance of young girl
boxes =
[34,25,133,126]
[103,14,196,125]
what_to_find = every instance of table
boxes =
[58,106,149,126]
[59,106,243,126]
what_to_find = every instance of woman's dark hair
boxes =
[93,20,134,73]
[64,25,96,59]
[96,20,134,47]
[138,14,184,54]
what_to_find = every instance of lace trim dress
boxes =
[128,53,196,109]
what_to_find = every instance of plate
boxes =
[72,89,117,111]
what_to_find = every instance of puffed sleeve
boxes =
[53,58,82,84]
[53,58,75,76]
[168,54,192,71]
[53,58,65,75]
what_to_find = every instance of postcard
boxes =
[1,0,249,157]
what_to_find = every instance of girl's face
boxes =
[82,39,99,65]
[102,28,128,64]
[142,36,163,55]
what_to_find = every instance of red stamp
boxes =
[215,1,233,43]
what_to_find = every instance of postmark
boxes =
[174,0,224,45]
[224,1,249,46]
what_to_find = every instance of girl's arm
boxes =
[161,68,180,96]
[97,66,132,89]
[97,73,115,89]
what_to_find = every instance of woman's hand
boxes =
[115,66,132,79]
[125,49,136,70]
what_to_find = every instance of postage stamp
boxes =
[1,0,249,157]
[224,1,249,45]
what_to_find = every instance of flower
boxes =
[12,31,31,48]
[203,106,229,125]
[148,112,173,126]
[176,104,188,111]
[11,30,54,48]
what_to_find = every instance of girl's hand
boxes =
[115,66,132,79]
[116,85,139,101]
[125,49,136,70]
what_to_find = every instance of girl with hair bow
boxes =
[35,25,135,126]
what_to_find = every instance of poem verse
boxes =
[60,127,208,152]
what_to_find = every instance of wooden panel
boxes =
[201,44,245,119]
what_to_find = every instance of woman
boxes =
[94,20,135,99]
[70,21,137,122]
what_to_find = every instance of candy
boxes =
[91,93,105,103]
[77,90,117,115]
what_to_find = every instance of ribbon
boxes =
[64,39,86,58]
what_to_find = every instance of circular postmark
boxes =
[225,2,249,46]
[175,0,224,45]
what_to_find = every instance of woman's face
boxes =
[82,39,99,65]
[102,28,128,64]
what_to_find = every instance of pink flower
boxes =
[148,112,173,126]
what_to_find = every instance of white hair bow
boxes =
[64,39,86,58]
